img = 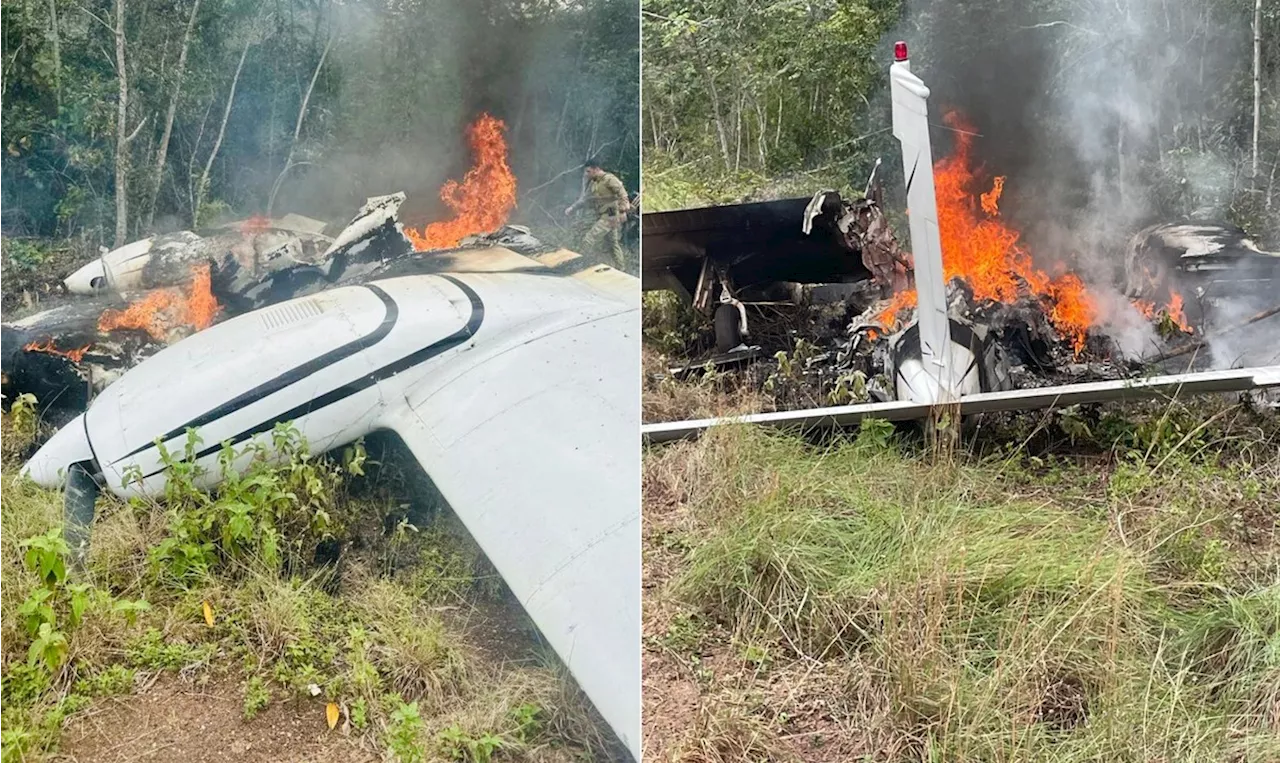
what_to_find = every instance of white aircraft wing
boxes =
[380,267,640,760]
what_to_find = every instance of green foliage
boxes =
[20,529,68,588]
[655,424,1280,759]
[126,628,213,672]
[13,526,150,679]
[1,726,36,763]
[74,665,136,698]
[4,240,48,271]
[386,698,427,763]
[508,702,542,743]
[350,697,369,730]
[7,393,39,446]
[2,0,638,244]
[143,424,357,586]
[435,723,505,763]
[0,424,601,761]
[828,370,869,405]
[242,676,271,720]
[643,291,705,356]
[855,417,896,451]
[658,611,706,655]
[643,0,903,206]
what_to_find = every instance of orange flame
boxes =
[98,264,221,340]
[1135,292,1191,333]
[23,339,90,363]
[404,113,517,251]
[879,111,1097,354]
[239,215,272,234]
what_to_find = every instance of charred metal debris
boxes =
[1,193,576,415]
[645,188,1280,415]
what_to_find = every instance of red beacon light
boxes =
[894,41,908,62]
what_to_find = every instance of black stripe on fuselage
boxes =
[136,275,484,478]
[113,284,400,462]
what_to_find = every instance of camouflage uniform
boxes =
[570,171,629,267]
[857,203,914,297]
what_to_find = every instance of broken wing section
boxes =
[381,278,641,761]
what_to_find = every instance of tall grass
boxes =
[647,420,1280,761]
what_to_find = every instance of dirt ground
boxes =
[642,462,863,763]
[54,675,378,763]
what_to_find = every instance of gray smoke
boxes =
[896,0,1257,358]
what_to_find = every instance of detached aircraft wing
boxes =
[641,198,867,296]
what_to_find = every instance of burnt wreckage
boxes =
[644,195,1280,405]
[2,194,563,414]
[643,123,1279,409]
[10,198,643,758]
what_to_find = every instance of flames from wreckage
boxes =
[97,264,221,340]
[1135,293,1192,333]
[405,113,517,251]
[23,339,90,363]
[239,215,273,234]
[877,111,1187,355]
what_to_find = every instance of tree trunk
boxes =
[113,0,130,247]
[267,32,334,216]
[195,39,250,227]
[1252,0,1262,179]
[756,97,767,169]
[693,45,731,171]
[47,0,61,111]
[144,0,201,232]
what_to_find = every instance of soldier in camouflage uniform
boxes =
[565,159,630,267]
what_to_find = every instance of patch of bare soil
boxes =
[641,461,701,760]
[54,675,378,763]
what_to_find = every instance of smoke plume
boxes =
[893,0,1259,358]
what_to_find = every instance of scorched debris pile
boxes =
[1,119,549,416]
[648,111,1280,413]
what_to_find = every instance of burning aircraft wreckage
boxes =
[642,43,1280,443]
[5,114,641,760]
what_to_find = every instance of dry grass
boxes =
[643,415,1280,762]
[643,348,772,424]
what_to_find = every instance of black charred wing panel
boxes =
[641,198,869,294]
[1126,222,1280,300]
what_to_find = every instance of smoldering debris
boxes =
[1,192,572,413]
[650,206,1279,416]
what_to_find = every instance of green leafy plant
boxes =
[855,417,895,451]
[436,723,504,763]
[27,623,68,672]
[242,676,271,719]
[829,370,868,405]
[386,698,426,763]
[8,392,39,443]
[508,703,542,743]
[6,240,48,271]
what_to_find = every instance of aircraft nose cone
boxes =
[64,261,108,295]
[22,414,95,488]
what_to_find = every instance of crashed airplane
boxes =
[17,203,642,759]
[643,41,1280,440]
[0,194,554,411]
